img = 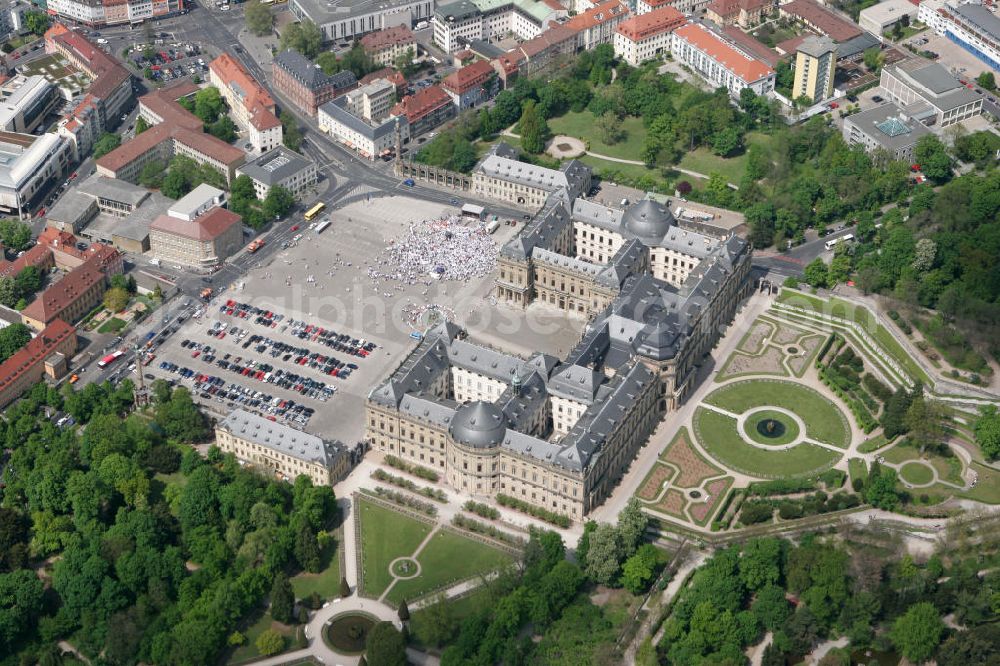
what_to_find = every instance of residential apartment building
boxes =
[879,57,983,127]
[216,408,349,486]
[472,142,591,211]
[565,0,631,51]
[0,131,72,218]
[705,0,773,29]
[433,0,566,54]
[613,6,685,66]
[637,0,711,15]
[919,0,1000,71]
[390,84,456,136]
[359,68,408,98]
[237,146,318,200]
[45,24,134,131]
[0,319,77,409]
[793,35,837,102]
[441,60,498,109]
[492,24,578,83]
[671,22,776,98]
[209,54,283,153]
[842,103,930,162]
[360,25,417,66]
[44,0,183,26]
[20,244,123,331]
[272,50,358,117]
[150,205,243,267]
[289,0,433,43]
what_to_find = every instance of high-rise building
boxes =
[793,35,837,103]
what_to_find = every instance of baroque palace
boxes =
[366,143,752,519]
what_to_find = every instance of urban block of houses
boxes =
[20,242,123,331]
[842,103,931,162]
[613,6,685,67]
[779,0,863,43]
[236,146,319,201]
[441,59,498,109]
[432,0,567,54]
[43,0,184,27]
[319,79,410,160]
[209,53,283,154]
[150,184,243,268]
[390,84,456,136]
[705,0,773,30]
[272,49,359,118]
[360,24,417,66]
[0,75,60,134]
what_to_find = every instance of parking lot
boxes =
[919,33,999,80]
[148,195,581,442]
[124,42,207,85]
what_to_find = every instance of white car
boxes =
[97,38,109,44]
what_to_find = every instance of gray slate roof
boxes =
[274,50,358,91]
[219,408,344,467]
[238,146,315,186]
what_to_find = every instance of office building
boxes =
[793,35,837,102]
[150,205,243,268]
[859,0,919,40]
[565,0,631,51]
[472,142,591,210]
[272,50,358,117]
[209,54,283,153]
[671,22,776,97]
[318,79,410,160]
[42,0,183,27]
[20,244,123,331]
[237,146,318,200]
[0,131,72,218]
[0,76,59,134]
[919,0,1000,71]
[613,6,685,66]
[880,57,983,127]
[289,0,433,43]
[433,0,566,54]
[842,103,931,162]
[216,408,350,486]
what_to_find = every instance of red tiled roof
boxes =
[565,0,630,32]
[442,60,495,94]
[708,0,771,18]
[360,25,415,51]
[173,127,246,166]
[390,84,451,122]
[782,0,862,42]
[517,24,577,58]
[723,26,781,67]
[151,206,241,241]
[209,53,280,131]
[21,251,113,324]
[359,68,407,90]
[0,319,76,393]
[616,6,684,41]
[776,35,807,55]
[139,83,204,130]
[96,121,245,173]
[0,244,52,280]
[674,22,775,83]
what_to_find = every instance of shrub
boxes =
[463,500,500,520]
[383,454,440,482]
[370,487,438,516]
[862,374,893,402]
[495,493,571,528]
[452,515,525,547]
[739,500,773,525]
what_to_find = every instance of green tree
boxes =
[976,71,996,91]
[139,159,166,189]
[745,202,776,248]
[413,595,456,647]
[914,135,952,182]
[398,598,410,622]
[864,462,901,510]
[280,20,323,59]
[0,569,45,651]
[596,111,625,145]
[281,111,303,151]
[0,219,31,251]
[135,115,150,134]
[827,254,851,285]
[270,573,295,623]
[209,116,238,143]
[293,521,321,572]
[583,523,622,584]
[518,100,550,154]
[905,396,947,453]
[973,405,1000,459]
[256,628,285,656]
[162,168,191,199]
[891,602,944,663]
[366,621,406,666]
[263,186,295,220]
[194,86,226,123]
[23,11,51,35]
[103,286,130,313]
[0,323,29,364]
[804,257,829,288]
[155,387,210,442]
[245,0,274,36]
[93,132,121,158]
[616,498,648,558]
[316,51,341,75]
[711,126,742,156]
[621,544,659,594]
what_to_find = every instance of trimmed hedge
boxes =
[370,487,438,516]
[463,500,500,520]
[372,469,447,503]
[496,494,571,528]
[384,454,440,482]
[452,515,525,547]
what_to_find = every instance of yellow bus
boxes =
[304,202,326,221]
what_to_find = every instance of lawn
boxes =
[703,379,851,448]
[745,409,801,446]
[385,529,514,605]
[959,463,1000,504]
[227,610,299,665]
[291,539,341,600]
[881,445,921,465]
[358,499,433,598]
[859,434,890,453]
[409,587,492,649]
[547,111,648,161]
[693,408,841,478]
[97,317,127,334]
[848,458,868,485]
[578,155,674,192]
[899,461,935,486]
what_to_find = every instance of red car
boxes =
[35,207,46,217]
[69,172,78,180]
[828,102,839,109]
[291,225,299,231]
[191,351,200,358]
